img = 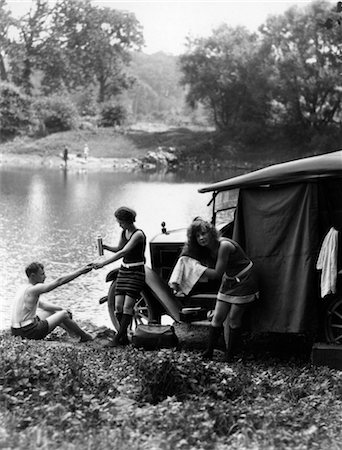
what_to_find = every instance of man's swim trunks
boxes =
[11,316,49,340]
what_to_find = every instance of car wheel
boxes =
[107,281,161,338]
[324,296,342,344]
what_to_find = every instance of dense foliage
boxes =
[179,0,342,143]
[1,0,342,153]
[33,95,80,133]
[1,331,342,449]
[99,102,127,127]
[179,25,272,138]
[125,52,189,124]
[260,1,342,137]
[4,0,143,101]
[0,81,33,139]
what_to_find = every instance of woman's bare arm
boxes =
[102,233,126,253]
[94,231,144,269]
[204,240,233,280]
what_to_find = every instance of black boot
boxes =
[109,314,132,347]
[225,326,241,362]
[202,326,222,360]
[115,312,123,325]
[115,312,129,345]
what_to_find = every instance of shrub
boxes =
[0,82,34,140]
[132,350,253,405]
[99,102,126,127]
[72,88,99,117]
[33,96,80,134]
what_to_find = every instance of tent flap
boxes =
[233,183,320,333]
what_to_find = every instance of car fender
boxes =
[145,266,181,322]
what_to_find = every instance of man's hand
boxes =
[93,260,105,270]
[90,256,107,270]
[80,265,93,274]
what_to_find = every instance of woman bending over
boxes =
[185,218,259,361]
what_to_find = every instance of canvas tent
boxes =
[199,151,342,334]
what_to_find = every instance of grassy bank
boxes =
[1,328,342,449]
[0,124,315,170]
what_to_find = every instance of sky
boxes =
[6,0,335,54]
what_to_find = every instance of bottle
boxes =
[97,235,103,256]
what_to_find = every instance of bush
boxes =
[33,96,80,134]
[132,350,253,404]
[99,103,126,127]
[0,82,34,140]
[72,88,99,117]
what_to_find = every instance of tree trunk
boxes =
[0,55,7,81]
[98,76,106,103]
[22,58,32,95]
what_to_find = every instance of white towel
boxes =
[316,227,339,298]
[168,256,207,295]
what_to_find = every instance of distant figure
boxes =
[83,143,89,161]
[11,262,93,342]
[63,146,68,168]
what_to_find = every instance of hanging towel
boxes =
[316,227,339,298]
[168,256,207,295]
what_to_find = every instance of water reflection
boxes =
[0,166,241,330]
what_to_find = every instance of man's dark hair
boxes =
[25,262,44,278]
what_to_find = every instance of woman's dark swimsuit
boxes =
[115,229,146,300]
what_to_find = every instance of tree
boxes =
[40,0,143,102]
[260,0,342,133]
[9,0,51,94]
[179,25,272,133]
[0,0,16,81]
[0,82,33,139]
[126,52,186,120]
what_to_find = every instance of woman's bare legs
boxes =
[203,302,248,360]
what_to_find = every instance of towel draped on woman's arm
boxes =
[168,256,207,295]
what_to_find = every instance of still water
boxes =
[0,165,237,330]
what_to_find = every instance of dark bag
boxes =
[132,323,179,350]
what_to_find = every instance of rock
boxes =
[139,146,179,169]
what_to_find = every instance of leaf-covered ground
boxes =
[1,326,342,450]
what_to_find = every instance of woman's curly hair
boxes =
[181,218,219,267]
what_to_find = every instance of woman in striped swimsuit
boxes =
[93,207,146,347]
[185,218,259,361]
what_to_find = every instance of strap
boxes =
[226,261,253,282]
[121,261,145,268]
[11,318,36,329]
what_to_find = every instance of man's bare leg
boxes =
[62,316,93,342]
[40,310,92,342]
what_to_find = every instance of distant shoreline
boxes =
[0,152,140,172]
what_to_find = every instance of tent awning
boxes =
[198,150,342,193]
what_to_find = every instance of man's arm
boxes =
[38,299,63,313]
[31,265,92,295]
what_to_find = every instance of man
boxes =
[11,262,93,342]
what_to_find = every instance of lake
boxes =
[0,165,239,331]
